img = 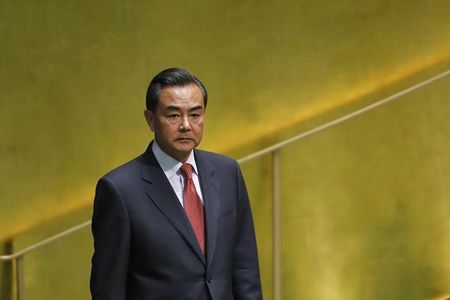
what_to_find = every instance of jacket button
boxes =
[206,275,212,283]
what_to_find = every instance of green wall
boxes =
[1,1,450,299]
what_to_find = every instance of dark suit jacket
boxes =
[90,143,262,300]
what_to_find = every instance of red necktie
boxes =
[180,163,205,254]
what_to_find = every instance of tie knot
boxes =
[180,163,193,180]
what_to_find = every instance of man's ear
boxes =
[144,109,155,131]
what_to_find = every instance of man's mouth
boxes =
[176,137,192,141]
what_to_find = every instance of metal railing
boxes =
[1,68,449,300]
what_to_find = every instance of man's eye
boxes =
[168,114,180,119]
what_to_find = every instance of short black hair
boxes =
[146,67,208,111]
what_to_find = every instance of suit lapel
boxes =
[141,146,206,265]
[195,150,221,267]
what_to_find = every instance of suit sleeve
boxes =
[90,176,130,300]
[232,162,263,300]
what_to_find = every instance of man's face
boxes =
[145,84,205,162]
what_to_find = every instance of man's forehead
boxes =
[158,85,205,109]
[160,84,201,97]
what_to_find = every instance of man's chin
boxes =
[170,146,196,162]
[174,140,198,152]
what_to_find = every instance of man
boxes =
[90,68,262,300]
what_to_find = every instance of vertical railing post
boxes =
[272,149,281,300]
[16,256,25,300]
[1,240,14,300]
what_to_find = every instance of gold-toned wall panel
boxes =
[1,1,450,299]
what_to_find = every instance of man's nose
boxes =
[180,116,191,131]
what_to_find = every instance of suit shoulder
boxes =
[100,154,145,183]
[195,149,237,165]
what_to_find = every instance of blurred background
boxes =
[1,1,449,299]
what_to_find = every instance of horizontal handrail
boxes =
[1,67,449,261]
[0,221,91,261]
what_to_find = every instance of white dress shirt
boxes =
[151,141,204,207]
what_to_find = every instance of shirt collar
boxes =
[151,141,199,177]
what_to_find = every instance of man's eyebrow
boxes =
[189,105,204,111]
[165,105,181,111]
[163,105,204,112]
